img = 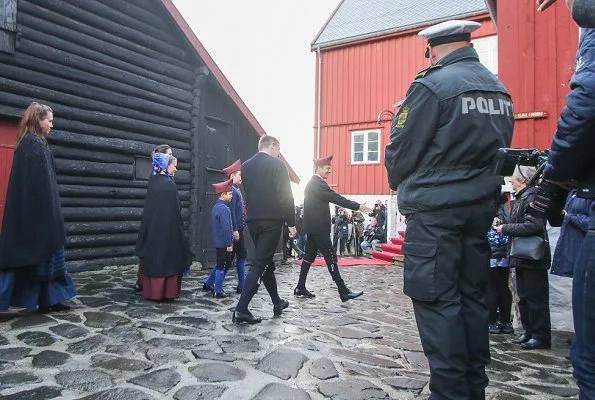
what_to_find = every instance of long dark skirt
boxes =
[0,249,77,310]
[137,259,182,301]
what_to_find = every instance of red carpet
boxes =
[292,257,393,267]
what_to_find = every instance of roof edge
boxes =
[484,0,497,25]
[311,9,488,50]
[311,0,346,48]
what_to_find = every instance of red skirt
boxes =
[137,259,182,301]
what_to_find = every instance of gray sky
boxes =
[172,0,340,203]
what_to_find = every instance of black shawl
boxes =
[135,174,192,277]
[0,134,65,270]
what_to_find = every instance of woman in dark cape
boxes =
[0,102,76,312]
[135,154,192,301]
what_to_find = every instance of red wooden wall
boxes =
[315,15,496,195]
[0,120,18,232]
[497,0,578,149]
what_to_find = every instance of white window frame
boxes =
[472,35,498,75]
[351,129,381,164]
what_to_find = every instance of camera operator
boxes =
[495,166,551,349]
[534,1,595,396]
[361,217,386,253]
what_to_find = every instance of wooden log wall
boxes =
[0,0,200,271]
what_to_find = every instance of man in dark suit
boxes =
[294,155,372,301]
[232,135,296,324]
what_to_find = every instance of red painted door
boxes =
[0,120,18,232]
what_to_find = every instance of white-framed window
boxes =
[472,35,498,75]
[351,129,380,164]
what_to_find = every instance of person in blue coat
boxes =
[551,190,593,278]
[222,159,247,294]
[534,1,595,397]
[202,180,234,298]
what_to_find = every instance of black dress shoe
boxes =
[273,299,289,316]
[232,310,262,324]
[202,283,214,292]
[521,338,551,350]
[213,292,227,298]
[512,332,532,344]
[294,287,315,298]
[236,286,242,294]
[134,283,142,293]
[340,289,364,303]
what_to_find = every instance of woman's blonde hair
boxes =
[16,102,53,148]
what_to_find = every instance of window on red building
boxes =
[351,129,380,164]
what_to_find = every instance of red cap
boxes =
[313,155,333,167]
[222,159,241,176]
[212,179,233,194]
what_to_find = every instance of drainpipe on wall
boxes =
[316,46,322,158]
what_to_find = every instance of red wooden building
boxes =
[311,0,497,199]
[485,0,579,149]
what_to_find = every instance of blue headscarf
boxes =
[151,152,174,180]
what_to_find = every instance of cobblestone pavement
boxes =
[0,262,579,400]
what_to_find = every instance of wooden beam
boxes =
[49,130,191,162]
[63,207,144,222]
[66,245,135,261]
[66,233,138,249]
[54,159,134,180]
[65,221,141,235]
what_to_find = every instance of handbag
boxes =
[509,235,546,261]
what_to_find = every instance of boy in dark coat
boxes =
[222,160,248,293]
[202,179,234,298]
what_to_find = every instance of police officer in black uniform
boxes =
[294,155,371,300]
[232,135,295,324]
[384,20,514,400]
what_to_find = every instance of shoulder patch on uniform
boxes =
[414,64,443,80]
[395,105,410,129]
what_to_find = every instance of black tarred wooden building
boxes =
[0,0,299,271]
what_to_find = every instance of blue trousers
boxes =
[571,203,595,400]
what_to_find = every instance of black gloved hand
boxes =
[529,180,569,220]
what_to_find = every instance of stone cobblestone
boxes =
[0,263,579,399]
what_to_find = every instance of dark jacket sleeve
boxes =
[275,161,296,226]
[315,179,360,210]
[544,31,595,181]
[385,83,441,190]
[573,1,595,28]
[221,207,233,246]
[229,197,238,231]
[501,193,544,237]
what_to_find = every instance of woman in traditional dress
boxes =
[0,102,77,313]
[135,154,192,301]
[134,144,173,292]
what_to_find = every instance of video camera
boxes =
[493,148,567,224]
[492,148,549,179]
